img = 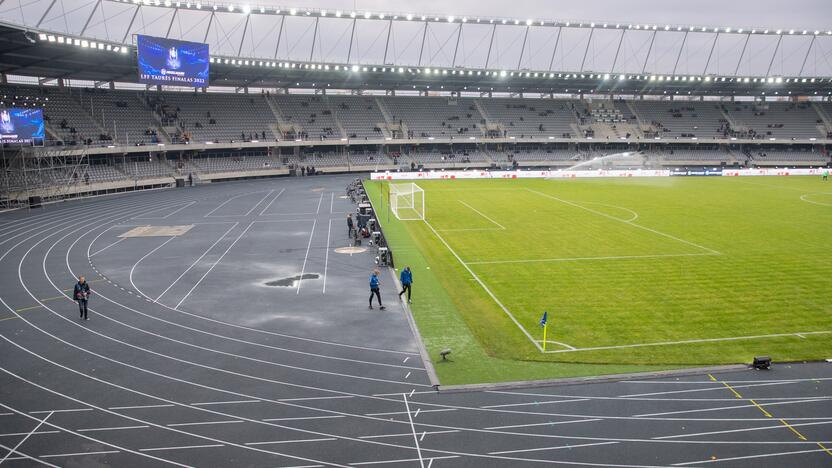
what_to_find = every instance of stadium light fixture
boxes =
[335,11,342,17]
[242,5,250,14]
[447,16,454,22]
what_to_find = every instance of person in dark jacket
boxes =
[347,213,355,238]
[398,266,413,304]
[369,269,385,310]
[74,275,91,320]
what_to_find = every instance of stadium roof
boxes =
[0,0,830,96]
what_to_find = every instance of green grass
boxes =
[366,176,832,385]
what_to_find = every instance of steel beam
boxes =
[36,0,58,28]
[766,34,783,76]
[273,14,284,59]
[309,16,319,61]
[237,13,249,57]
[799,34,816,76]
[734,33,751,75]
[382,19,392,64]
[452,23,463,67]
[122,4,140,43]
[610,29,625,73]
[165,7,178,38]
[346,18,357,63]
[580,27,594,71]
[548,26,562,71]
[484,23,497,69]
[702,32,719,75]
[517,25,529,70]
[80,0,101,35]
[417,21,428,66]
[642,30,657,74]
[203,10,214,44]
[672,31,688,75]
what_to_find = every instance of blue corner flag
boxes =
[539,311,548,327]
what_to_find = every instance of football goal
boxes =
[389,183,425,221]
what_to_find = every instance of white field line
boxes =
[258,188,286,216]
[154,222,239,302]
[402,393,425,468]
[297,219,317,295]
[242,190,276,217]
[467,252,718,265]
[654,420,832,440]
[204,190,265,217]
[438,227,505,232]
[90,238,125,257]
[0,411,53,464]
[525,188,721,255]
[175,222,256,309]
[315,192,324,214]
[134,201,197,220]
[489,441,619,455]
[0,442,59,467]
[329,192,335,214]
[545,330,832,354]
[800,193,832,207]
[457,200,506,230]
[633,398,831,418]
[323,218,331,294]
[421,218,552,352]
[672,447,832,466]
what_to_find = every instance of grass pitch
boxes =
[366,176,832,385]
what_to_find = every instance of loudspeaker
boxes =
[28,195,42,208]
[752,356,771,370]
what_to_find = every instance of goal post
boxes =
[389,183,425,221]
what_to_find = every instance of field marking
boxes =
[402,393,425,468]
[799,193,832,207]
[90,237,125,257]
[204,190,267,217]
[134,201,197,220]
[297,219,318,295]
[154,222,240,302]
[422,218,555,352]
[457,200,506,230]
[672,447,831,466]
[489,441,619,455]
[545,330,832,354]
[579,201,639,222]
[323,218,331,294]
[0,442,59,467]
[78,425,149,432]
[258,187,286,216]
[175,222,256,308]
[467,252,718,266]
[0,411,52,465]
[526,188,721,255]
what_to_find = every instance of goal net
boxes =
[389,183,425,221]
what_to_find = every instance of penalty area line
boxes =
[545,330,832,354]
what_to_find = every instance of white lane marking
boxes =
[204,190,267,217]
[128,236,178,297]
[297,219,317,295]
[365,409,455,417]
[654,420,832,440]
[167,420,244,427]
[262,416,345,422]
[489,441,619,455]
[258,188,286,216]
[329,192,335,214]
[0,431,60,437]
[108,404,175,410]
[191,400,261,406]
[526,188,721,255]
[349,456,458,466]
[90,238,125,257]
[457,200,506,230]
[358,430,460,440]
[245,438,336,446]
[402,393,425,468]
[278,396,354,402]
[78,425,149,432]
[403,357,409,364]
[672,447,832,466]
[30,408,91,414]
[634,398,831,418]
[315,192,324,214]
[485,419,603,430]
[153,222,239,302]
[413,408,420,418]
[323,218,331,294]
[405,372,411,379]
[547,330,832,354]
[175,221,256,308]
[243,190,276,217]
[481,398,590,409]
[467,252,718,265]
[0,411,53,464]
[41,450,121,458]
[135,201,197,220]
[0,442,59,467]
[422,218,556,352]
[621,380,798,398]
[139,444,225,452]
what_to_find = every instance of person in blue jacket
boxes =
[398,266,413,304]
[369,269,385,310]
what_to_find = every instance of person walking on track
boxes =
[398,266,413,304]
[369,269,385,310]
[347,213,355,238]
[74,275,91,320]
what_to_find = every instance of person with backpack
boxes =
[398,266,413,304]
[369,269,385,310]
[74,275,91,320]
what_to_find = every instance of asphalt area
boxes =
[0,174,830,467]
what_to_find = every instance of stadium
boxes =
[0,0,830,465]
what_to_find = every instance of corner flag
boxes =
[539,311,549,351]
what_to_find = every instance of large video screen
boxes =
[0,108,45,144]
[137,35,209,87]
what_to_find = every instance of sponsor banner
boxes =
[721,168,828,177]
[370,169,672,180]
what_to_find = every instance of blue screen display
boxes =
[0,108,45,144]
[137,35,209,87]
